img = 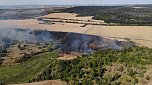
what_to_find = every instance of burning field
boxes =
[0,28,132,54]
[0,28,133,66]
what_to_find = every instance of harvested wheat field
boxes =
[42,13,93,20]
[0,13,152,48]
[0,19,91,33]
[42,13,78,19]
[1,19,152,48]
[11,80,67,85]
[84,26,152,48]
[41,13,105,23]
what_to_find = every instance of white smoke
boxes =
[0,28,55,43]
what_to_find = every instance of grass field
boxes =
[0,50,59,84]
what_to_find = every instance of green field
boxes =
[0,50,59,84]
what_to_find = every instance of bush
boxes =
[146,76,150,80]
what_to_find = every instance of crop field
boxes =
[0,13,152,48]
[84,26,152,48]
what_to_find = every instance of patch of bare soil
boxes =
[57,52,80,60]
[144,67,152,85]
[11,80,67,85]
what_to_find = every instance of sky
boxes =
[0,0,152,5]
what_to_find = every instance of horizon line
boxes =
[0,3,152,6]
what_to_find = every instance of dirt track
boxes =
[11,80,67,85]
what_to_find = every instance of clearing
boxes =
[12,80,67,85]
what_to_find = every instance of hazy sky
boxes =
[0,0,152,5]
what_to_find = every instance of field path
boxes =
[82,25,95,33]
[11,80,67,85]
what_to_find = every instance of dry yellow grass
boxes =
[42,13,78,19]
[57,52,80,60]
[41,13,105,24]
[0,19,90,33]
[57,55,77,60]
[84,26,152,48]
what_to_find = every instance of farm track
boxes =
[82,26,95,33]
